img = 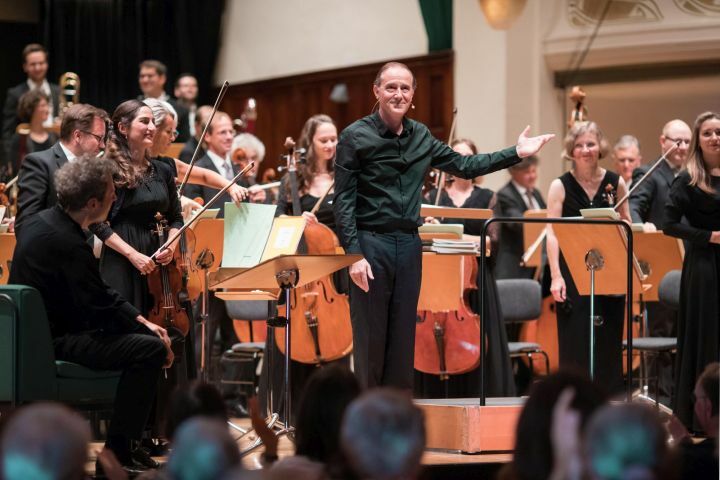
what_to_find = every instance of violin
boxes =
[147,212,190,335]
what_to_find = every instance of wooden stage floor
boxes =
[87,418,512,479]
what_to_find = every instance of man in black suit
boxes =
[629,119,691,405]
[629,119,691,231]
[137,59,190,142]
[14,103,108,234]
[174,73,199,138]
[2,44,61,161]
[10,155,173,473]
[495,155,546,280]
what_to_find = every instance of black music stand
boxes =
[210,253,361,434]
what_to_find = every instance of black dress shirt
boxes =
[9,205,141,337]
[334,112,521,253]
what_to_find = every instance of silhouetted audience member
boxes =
[0,403,90,480]
[267,365,361,480]
[499,370,608,480]
[166,417,241,480]
[165,381,228,442]
[669,362,719,480]
[340,389,425,480]
[583,403,674,480]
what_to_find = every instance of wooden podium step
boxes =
[415,397,525,453]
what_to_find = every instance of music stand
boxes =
[553,222,645,378]
[522,209,547,269]
[210,253,361,434]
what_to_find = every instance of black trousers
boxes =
[53,325,166,447]
[350,230,422,389]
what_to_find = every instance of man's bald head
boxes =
[660,119,692,168]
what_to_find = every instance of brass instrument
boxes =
[58,72,80,120]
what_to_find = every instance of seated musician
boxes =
[9,155,173,473]
[15,103,108,234]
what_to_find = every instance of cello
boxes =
[272,138,353,364]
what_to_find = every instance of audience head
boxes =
[17,89,50,124]
[687,111,720,195]
[562,121,609,165]
[373,62,416,123]
[59,103,109,157]
[294,364,361,463]
[167,417,241,480]
[612,135,642,185]
[583,403,671,480]
[165,381,228,442]
[509,155,539,191]
[174,73,198,104]
[341,389,425,480]
[231,133,265,178]
[144,98,178,155]
[138,59,168,98]
[509,369,608,480]
[1,403,90,480]
[694,362,719,436]
[22,43,49,84]
[55,154,116,223]
[204,111,233,157]
[659,119,692,168]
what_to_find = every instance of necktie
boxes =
[223,161,234,181]
[525,190,535,210]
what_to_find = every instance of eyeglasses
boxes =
[81,130,106,143]
[664,136,691,146]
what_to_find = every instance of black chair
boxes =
[624,269,679,406]
[496,279,550,376]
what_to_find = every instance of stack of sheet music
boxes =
[425,239,479,254]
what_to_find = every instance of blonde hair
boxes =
[562,121,609,162]
[687,111,720,194]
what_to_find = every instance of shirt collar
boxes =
[370,111,414,138]
[27,78,50,94]
[207,149,230,172]
[143,92,170,102]
[512,180,531,196]
[58,141,77,162]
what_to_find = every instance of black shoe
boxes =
[131,446,161,469]
[94,457,148,479]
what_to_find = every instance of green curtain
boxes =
[418,0,453,51]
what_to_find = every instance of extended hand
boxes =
[349,258,374,293]
[302,211,319,225]
[516,125,555,158]
[228,184,249,205]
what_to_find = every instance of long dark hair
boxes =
[283,114,335,201]
[105,99,152,188]
[294,364,361,463]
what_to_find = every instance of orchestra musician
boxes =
[6,90,58,176]
[611,135,642,189]
[419,138,515,397]
[9,155,173,474]
[333,61,554,389]
[546,121,631,393]
[495,155,546,280]
[179,105,211,164]
[137,59,189,142]
[2,44,60,160]
[173,73,198,138]
[231,132,266,186]
[15,103,108,234]
[664,111,720,430]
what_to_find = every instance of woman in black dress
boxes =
[546,122,631,394]
[417,138,515,397]
[6,89,57,177]
[664,111,720,429]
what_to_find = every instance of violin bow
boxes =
[152,161,255,261]
[434,107,458,206]
[311,180,335,215]
[613,141,680,211]
[177,80,230,198]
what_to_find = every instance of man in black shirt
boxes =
[9,155,173,472]
[334,61,554,389]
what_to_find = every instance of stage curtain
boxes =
[418,0,452,52]
[41,0,225,112]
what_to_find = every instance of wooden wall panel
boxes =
[221,51,454,179]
